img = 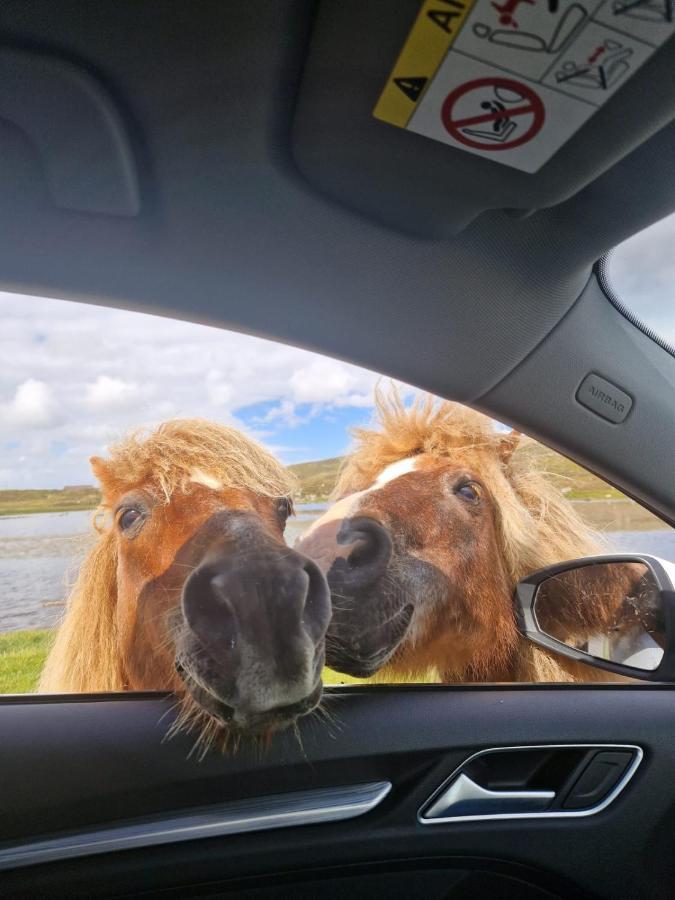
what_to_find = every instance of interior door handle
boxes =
[423,773,555,819]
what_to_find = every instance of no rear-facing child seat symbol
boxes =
[441,78,545,151]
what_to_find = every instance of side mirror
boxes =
[515,555,675,681]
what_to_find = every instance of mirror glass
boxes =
[534,562,665,671]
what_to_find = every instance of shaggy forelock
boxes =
[96,418,295,503]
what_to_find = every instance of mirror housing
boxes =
[515,554,675,682]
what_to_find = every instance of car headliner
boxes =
[0,1,674,520]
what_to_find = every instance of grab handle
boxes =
[423,773,555,819]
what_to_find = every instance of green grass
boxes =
[322,669,366,686]
[0,630,52,693]
[0,627,363,694]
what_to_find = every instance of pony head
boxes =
[296,390,602,682]
[40,419,331,743]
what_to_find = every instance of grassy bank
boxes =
[0,629,363,694]
[0,630,52,693]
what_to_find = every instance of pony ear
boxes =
[498,429,521,464]
[90,455,113,488]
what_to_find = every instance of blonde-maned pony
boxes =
[298,390,627,684]
[39,419,331,746]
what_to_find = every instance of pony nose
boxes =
[337,516,392,587]
[181,548,331,653]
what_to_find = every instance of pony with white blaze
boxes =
[296,390,630,684]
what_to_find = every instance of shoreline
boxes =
[0,497,668,531]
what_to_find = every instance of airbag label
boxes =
[576,372,633,423]
[374,0,674,172]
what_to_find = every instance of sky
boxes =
[0,292,415,489]
[1,210,673,489]
[609,210,675,340]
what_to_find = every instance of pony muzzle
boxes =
[296,514,393,590]
[176,525,331,732]
[297,514,416,677]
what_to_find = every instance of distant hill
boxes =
[524,443,624,501]
[288,456,343,502]
[0,486,102,517]
[287,443,624,503]
[0,444,625,517]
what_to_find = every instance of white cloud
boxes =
[0,379,62,429]
[84,375,140,412]
[205,370,234,407]
[289,358,364,405]
[610,211,675,342]
[0,291,408,487]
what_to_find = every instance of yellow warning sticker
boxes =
[374,0,675,172]
[373,0,477,128]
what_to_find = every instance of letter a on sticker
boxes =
[393,76,428,102]
[427,8,463,34]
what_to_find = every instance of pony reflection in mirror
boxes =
[296,389,628,684]
[39,419,331,753]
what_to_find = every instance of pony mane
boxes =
[38,528,125,692]
[334,389,603,584]
[39,418,294,694]
[92,417,295,504]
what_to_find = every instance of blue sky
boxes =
[0,209,673,489]
[235,401,372,463]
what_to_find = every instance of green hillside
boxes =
[288,456,343,502]
[0,444,624,516]
[288,444,624,503]
[0,486,101,517]
[520,444,624,501]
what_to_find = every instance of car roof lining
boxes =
[0,1,674,517]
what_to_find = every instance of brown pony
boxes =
[296,390,623,684]
[39,419,330,745]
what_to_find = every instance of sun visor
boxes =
[292,0,675,237]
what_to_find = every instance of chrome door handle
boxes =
[423,773,555,819]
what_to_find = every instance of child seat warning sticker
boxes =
[373,0,674,172]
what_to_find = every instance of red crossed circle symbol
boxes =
[441,77,545,151]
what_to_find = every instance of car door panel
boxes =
[1,686,673,899]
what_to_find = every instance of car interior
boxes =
[1,2,675,897]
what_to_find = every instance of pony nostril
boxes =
[299,557,331,642]
[339,516,392,584]
[345,516,392,571]
[182,567,238,651]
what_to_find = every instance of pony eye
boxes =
[456,481,482,502]
[118,508,143,531]
[276,497,293,522]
